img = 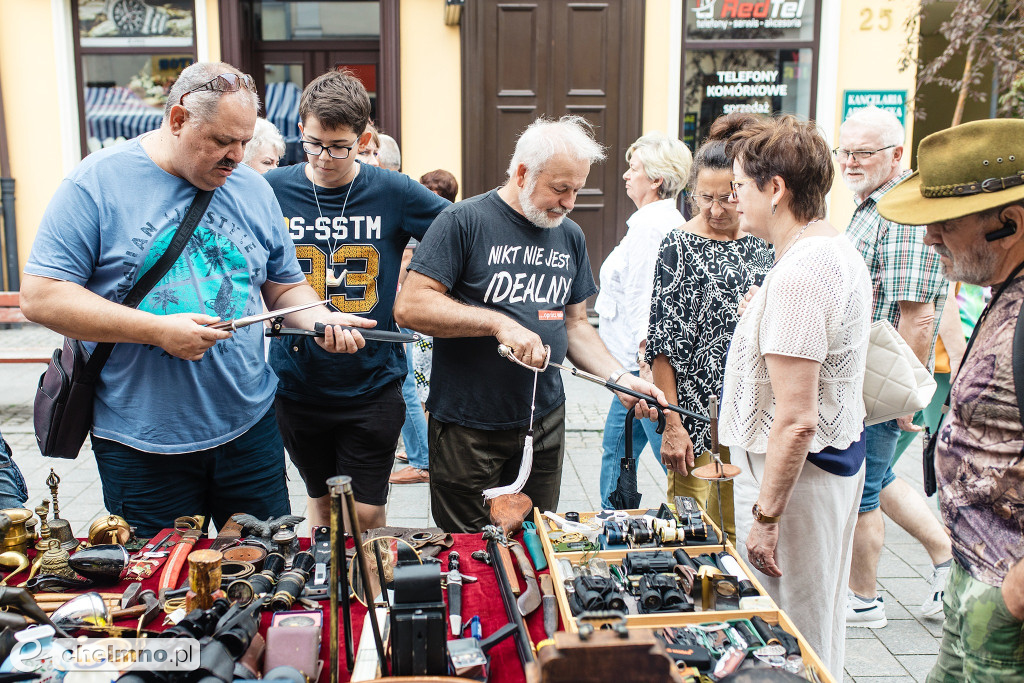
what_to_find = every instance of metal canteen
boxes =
[69,545,129,584]
[51,592,112,627]
[87,515,131,546]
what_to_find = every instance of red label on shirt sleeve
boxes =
[538,310,563,321]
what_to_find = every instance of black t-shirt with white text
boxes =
[409,190,598,429]
[264,162,449,403]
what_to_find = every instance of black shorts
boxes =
[274,379,405,505]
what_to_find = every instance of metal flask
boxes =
[69,544,129,584]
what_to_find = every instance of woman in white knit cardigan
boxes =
[719,114,872,679]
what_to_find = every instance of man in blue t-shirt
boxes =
[263,70,449,533]
[22,62,373,537]
[395,116,667,533]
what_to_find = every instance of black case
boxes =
[389,563,447,676]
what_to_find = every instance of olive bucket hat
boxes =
[878,118,1024,225]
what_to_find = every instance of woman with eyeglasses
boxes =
[594,132,692,510]
[644,113,772,539]
[719,114,871,678]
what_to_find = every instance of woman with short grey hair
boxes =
[242,118,286,174]
[595,131,691,509]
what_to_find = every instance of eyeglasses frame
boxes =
[301,140,357,160]
[831,145,897,162]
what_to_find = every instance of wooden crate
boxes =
[534,506,730,563]
[534,509,836,682]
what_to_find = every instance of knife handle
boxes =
[510,542,536,582]
[495,543,520,595]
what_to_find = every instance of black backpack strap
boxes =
[1013,300,1024,425]
[81,188,215,380]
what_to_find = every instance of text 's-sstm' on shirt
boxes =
[409,190,598,430]
[263,162,449,404]
[24,139,305,454]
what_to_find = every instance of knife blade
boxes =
[510,541,541,616]
[447,551,464,635]
[540,574,557,638]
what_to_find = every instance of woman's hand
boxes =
[660,423,695,475]
[737,285,760,317]
[746,520,782,577]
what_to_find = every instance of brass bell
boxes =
[39,539,76,580]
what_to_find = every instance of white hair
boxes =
[164,62,260,125]
[378,134,401,171]
[625,132,693,200]
[506,115,606,178]
[840,106,905,148]
[243,118,285,165]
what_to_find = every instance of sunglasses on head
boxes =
[182,73,256,102]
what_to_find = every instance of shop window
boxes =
[682,48,813,148]
[680,0,820,151]
[256,1,380,41]
[74,1,197,155]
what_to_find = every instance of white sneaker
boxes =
[922,564,951,617]
[847,594,887,628]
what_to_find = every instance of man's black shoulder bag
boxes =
[33,189,214,459]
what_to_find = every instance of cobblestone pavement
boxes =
[0,322,942,680]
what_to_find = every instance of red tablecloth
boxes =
[103,533,545,683]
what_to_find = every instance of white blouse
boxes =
[595,199,685,370]
[719,235,872,454]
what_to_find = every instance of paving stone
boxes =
[844,637,910,677]
[879,578,931,612]
[877,549,921,578]
[854,677,915,683]
[895,654,938,682]
[871,618,940,655]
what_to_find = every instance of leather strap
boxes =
[81,188,215,381]
[209,517,244,552]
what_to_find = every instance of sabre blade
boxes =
[209,298,331,331]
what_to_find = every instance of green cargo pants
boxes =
[928,561,1024,682]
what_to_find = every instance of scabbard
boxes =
[448,577,463,635]
[159,529,202,596]
[494,543,520,595]
[540,574,557,638]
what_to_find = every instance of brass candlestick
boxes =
[35,501,51,553]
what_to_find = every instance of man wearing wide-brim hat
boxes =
[878,118,1024,680]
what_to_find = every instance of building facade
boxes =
[0,0,920,290]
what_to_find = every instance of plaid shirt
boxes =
[845,171,947,364]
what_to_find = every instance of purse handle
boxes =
[81,188,215,381]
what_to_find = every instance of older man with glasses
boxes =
[21,61,373,536]
[837,106,953,630]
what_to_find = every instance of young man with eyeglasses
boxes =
[263,70,449,533]
[838,106,953,629]
[21,62,373,536]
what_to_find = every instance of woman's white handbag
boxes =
[863,320,937,425]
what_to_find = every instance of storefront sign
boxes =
[842,90,907,125]
[691,0,809,31]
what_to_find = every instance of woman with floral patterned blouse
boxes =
[645,113,772,541]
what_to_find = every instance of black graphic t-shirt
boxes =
[264,162,450,403]
[410,190,598,429]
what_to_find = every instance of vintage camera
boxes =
[637,573,690,614]
[568,575,626,615]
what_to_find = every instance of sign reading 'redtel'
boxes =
[691,0,808,30]
[720,0,806,18]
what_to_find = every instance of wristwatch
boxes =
[752,503,781,524]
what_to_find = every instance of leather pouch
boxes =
[264,625,321,680]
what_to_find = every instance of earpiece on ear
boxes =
[985,219,1017,242]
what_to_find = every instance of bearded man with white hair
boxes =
[395,115,666,532]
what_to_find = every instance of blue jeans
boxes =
[0,433,28,510]
[401,344,429,470]
[93,407,290,536]
[860,419,900,513]
[599,381,665,510]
